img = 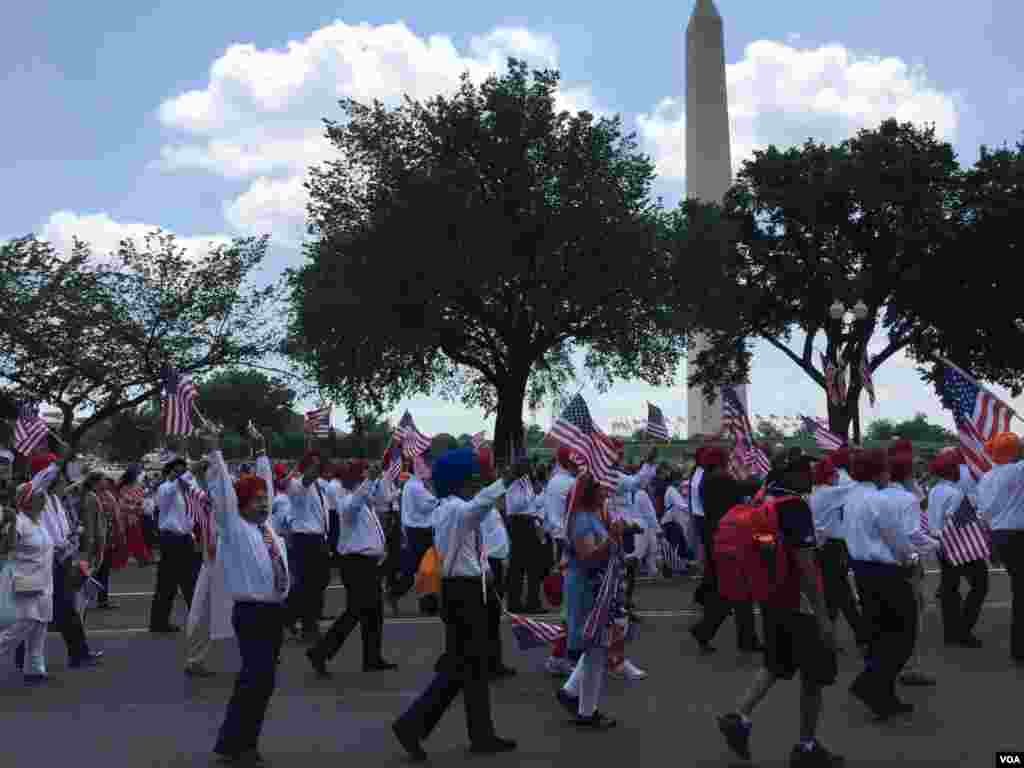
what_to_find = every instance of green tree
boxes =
[286,60,718,465]
[865,413,953,443]
[196,370,297,436]
[755,418,785,442]
[0,232,279,451]
[687,120,963,440]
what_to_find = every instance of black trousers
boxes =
[395,578,497,745]
[214,601,285,757]
[993,530,1024,660]
[312,554,384,666]
[691,516,758,649]
[851,561,917,704]
[937,555,989,642]
[148,532,200,630]
[393,527,438,614]
[383,513,404,593]
[506,517,542,611]
[96,555,112,604]
[487,559,505,670]
[287,533,329,634]
[818,539,866,645]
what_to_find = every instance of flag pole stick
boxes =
[45,425,69,451]
[932,354,1020,423]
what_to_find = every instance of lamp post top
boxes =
[690,0,722,21]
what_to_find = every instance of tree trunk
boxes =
[826,383,863,445]
[492,370,530,468]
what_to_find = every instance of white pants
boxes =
[626,528,659,574]
[0,619,46,675]
[185,561,233,667]
[562,646,608,717]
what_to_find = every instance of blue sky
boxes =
[3,0,1022,439]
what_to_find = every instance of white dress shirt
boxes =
[482,507,510,560]
[631,488,661,532]
[927,480,965,535]
[401,476,439,529]
[434,480,507,579]
[663,485,689,529]
[505,478,537,518]
[881,483,937,555]
[809,482,857,542]
[326,478,343,513]
[688,468,705,517]
[977,461,1024,531]
[156,476,194,535]
[337,480,387,560]
[207,450,290,603]
[286,476,327,535]
[958,464,979,507]
[271,493,292,538]
[845,483,918,565]
[542,468,575,540]
[836,468,854,486]
[608,464,657,523]
[40,493,72,562]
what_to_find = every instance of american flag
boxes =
[940,495,991,566]
[413,454,432,481]
[721,386,771,475]
[861,350,876,407]
[304,405,331,437]
[835,361,848,403]
[396,411,431,459]
[161,366,197,436]
[383,442,402,484]
[820,352,839,406]
[184,482,212,549]
[645,403,670,441]
[507,612,566,650]
[548,394,621,491]
[14,401,48,455]
[800,415,846,451]
[942,363,1011,479]
[470,431,486,451]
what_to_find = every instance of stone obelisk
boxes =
[685,0,747,438]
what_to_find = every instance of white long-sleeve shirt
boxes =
[809,483,857,542]
[881,483,937,556]
[482,507,510,560]
[156,476,194,535]
[844,483,909,564]
[927,480,965,535]
[977,461,1024,531]
[207,450,290,603]
[337,480,387,560]
[401,476,438,529]
[958,464,979,507]
[505,478,537,518]
[542,469,575,540]
[631,488,661,532]
[663,485,689,529]
[608,464,657,522]
[286,477,328,535]
[688,468,705,518]
[434,480,507,579]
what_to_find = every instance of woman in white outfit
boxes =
[0,464,58,685]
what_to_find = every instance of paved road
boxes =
[0,565,1018,767]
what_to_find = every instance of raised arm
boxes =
[202,432,238,532]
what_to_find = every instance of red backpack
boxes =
[713,491,799,603]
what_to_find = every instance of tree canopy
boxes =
[686,120,975,438]
[196,370,297,436]
[0,232,279,450]
[865,412,953,443]
[287,59,721,463]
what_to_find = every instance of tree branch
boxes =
[761,334,825,387]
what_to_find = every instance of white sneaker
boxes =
[545,656,575,676]
[610,659,647,681]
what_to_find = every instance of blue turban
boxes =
[431,447,479,499]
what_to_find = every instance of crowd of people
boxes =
[0,427,1021,768]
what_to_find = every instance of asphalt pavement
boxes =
[0,564,1019,767]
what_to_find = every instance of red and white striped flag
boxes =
[382,442,402,485]
[548,394,621,491]
[506,611,566,650]
[304,405,331,437]
[800,415,846,452]
[861,350,876,407]
[721,387,770,476]
[940,496,990,566]
[186,483,214,553]
[645,403,670,441]
[942,362,1011,479]
[161,366,197,436]
[396,411,431,459]
[14,402,48,455]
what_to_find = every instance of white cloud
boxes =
[39,211,231,263]
[638,40,959,181]
[154,21,597,243]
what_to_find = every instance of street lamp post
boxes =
[828,299,870,445]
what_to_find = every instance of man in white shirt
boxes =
[396,467,440,615]
[504,458,543,613]
[393,448,517,762]
[148,455,202,634]
[203,428,291,765]
[285,450,328,642]
[543,448,578,562]
[307,461,397,677]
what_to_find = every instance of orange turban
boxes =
[990,432,1021,465]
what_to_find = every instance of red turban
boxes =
[556,446,577,470]
[702,447,727,468]
[272,463,288,478]
[813,457,836,486]
[297,450,321,473]
[888,453,914,483]
[928,450,960,481]
[235,474,267,511]
[829,447,851,470]
[852,448,888,482]
[30,453,57,476]
[889,439,913,457]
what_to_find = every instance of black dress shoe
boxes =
[364,660,398,672]
[392,723,427,762]
[96,602,118,610]
[306,649,331,678]
[556,688,579,716]
[573,712,617,730]
[489,665,516,679]
[689,626,715,654]
[959,635,983,648]
[149,624,180,634]
[469,736,517,754]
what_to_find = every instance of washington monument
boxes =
[685,0,747,437]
